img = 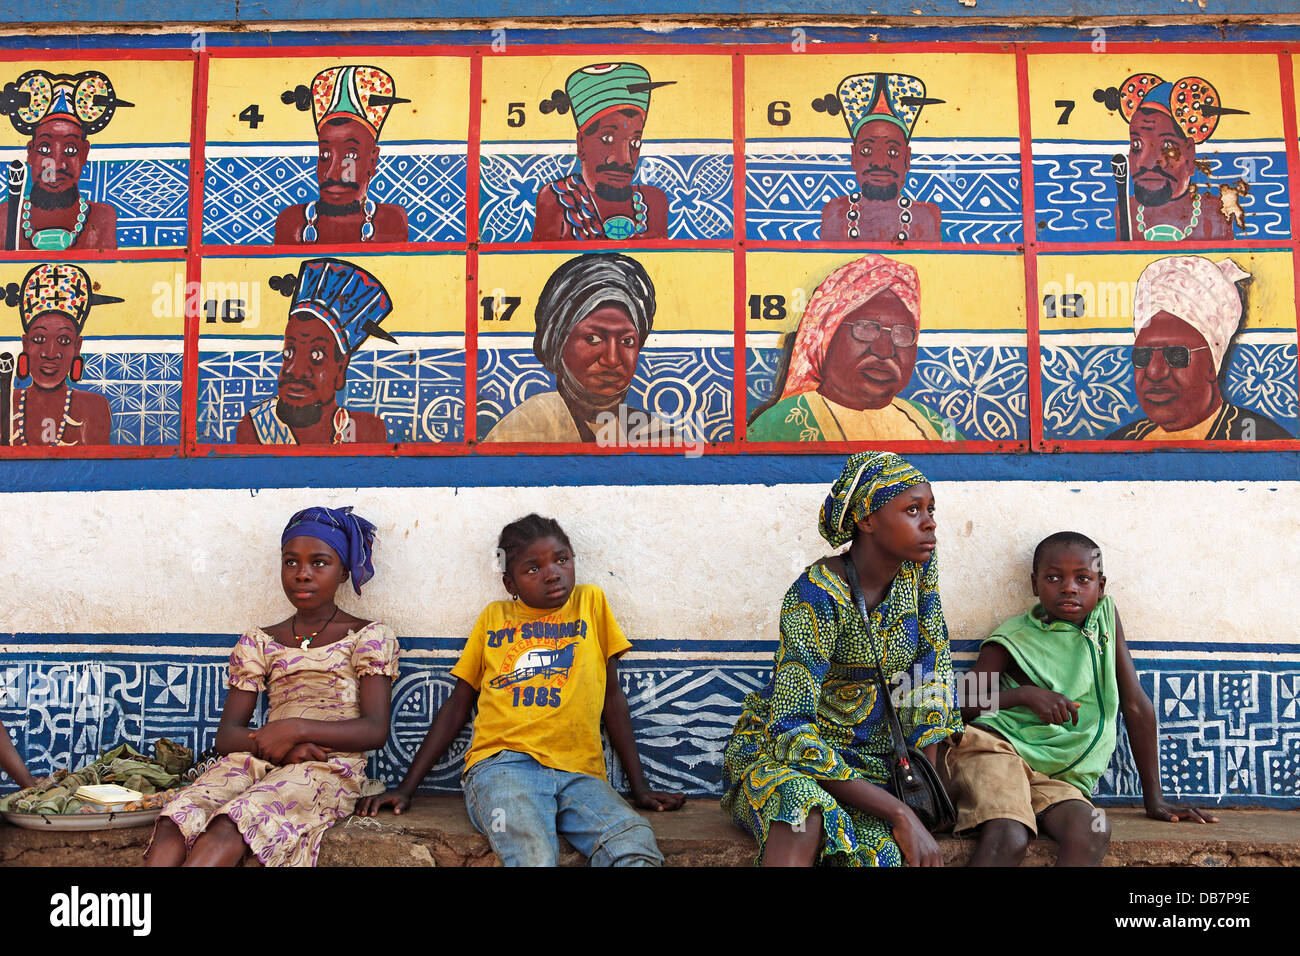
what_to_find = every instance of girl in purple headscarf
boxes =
[144,506,399,867]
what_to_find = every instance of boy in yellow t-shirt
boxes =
[358,513,684,865]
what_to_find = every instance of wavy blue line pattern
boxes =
[745,147,1023,242]
[476,346,734,442]
[1032,148,1290,242]
[1041,342,1298,439]
[197,348,465,443]
[478,151,734,242]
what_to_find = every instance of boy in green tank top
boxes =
[946,532,1216,866]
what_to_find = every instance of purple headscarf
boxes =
[281,505,377,594]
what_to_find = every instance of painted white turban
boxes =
[1133,256,1250,372]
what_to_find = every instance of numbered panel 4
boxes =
[203,54,471,246]
[196,252,466,447]
[479,55,735,243]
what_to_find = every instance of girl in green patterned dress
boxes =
[721,451,962,866]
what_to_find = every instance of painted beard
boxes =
[1133,177,1177,206]
[29,184,79,210]
[860,181,901,201]
[318,199,363,216]
[276,397,325,427]
[594,182,634,203]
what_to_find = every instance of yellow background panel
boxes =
[207,57,470,143]
[0,59,194,147]
[1028,54,1283,142]
[744,53,1020,140]
[199,253,465,338]
[480,55,732,142]
[476,251,733,333]
[0,258,186,337]
[1038,250,1296,331]
[745,251,1026,334]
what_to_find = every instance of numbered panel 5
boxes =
[204,54,471,246]
[196,252,466,447]
[0,56,194,251]
[745,249,1029,447]
[475,249,734,448]
[744,53,1022,244]
[1028,52,1290,244]
[479,55,734,243]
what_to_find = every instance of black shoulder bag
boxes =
[841,553,956,833]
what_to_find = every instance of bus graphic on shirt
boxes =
[488,641,576,689]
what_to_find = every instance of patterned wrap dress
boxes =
[721,556,961,866]
[152,622,399,867]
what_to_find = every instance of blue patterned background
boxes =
[203,150,468,244]
[1032,146,1290,242]
[197,346,465,443]
[1041,341,1298,439]
[745,143,1023,243]
[746,345,1029,440]
[478,149,734,243]
[477,346,734,442]
[7,348,182,446]
[4,647,1298,806]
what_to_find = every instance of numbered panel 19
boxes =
[196,252,466,448]
[1039,248,1297,444]
[475,249,735,446]
[744,249,1028,446]
[0,256,186,450]
[743,53,1022,244]
[1028,53,1290,244]
[479,54,734,244]
[204,55,471,246]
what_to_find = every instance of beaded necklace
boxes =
[1136,192,1201,242]
[302,198,376,243]
[12,385,75,446]
[22,195,88,251]
[846,192,913,242]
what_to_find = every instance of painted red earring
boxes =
[16,353,28,379]
[70,356,83,382]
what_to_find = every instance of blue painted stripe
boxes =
[3,452,1300,493]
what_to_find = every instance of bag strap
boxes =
[840,553,910,762]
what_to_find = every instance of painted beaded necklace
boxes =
[11,385,75,446]
[21,194,88,251]
[846,192,913,241]
[302,198,376,243]
[1136,192,1201,242]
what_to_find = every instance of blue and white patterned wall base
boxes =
[477,345,734,442]
[745,143,1023,243]
[1032,145,1290,243]
[203,149,468,244]
[3,638,1297,807]
[478,148,734,243]
[746,345,1030,441]
[198,346,466,443]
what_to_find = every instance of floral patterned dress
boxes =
[152,622,399,867]
[721,558,961,866]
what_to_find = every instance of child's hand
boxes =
[356,789,413,817]
[632,788,686,812]
[1018,686,1080,725]
[248,719,302,764]
[282,743,330,765]
[1145,798,1218,824]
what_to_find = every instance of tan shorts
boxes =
[945,723,1091,836]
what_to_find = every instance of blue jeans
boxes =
[462,750,664,867]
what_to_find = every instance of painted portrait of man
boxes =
[1108,255,1289,440]
[0,70,129,250]
[532,63,672,242]
[274,65,409,245]
[482,252,673,443]
[817,73,942,243]
[235,258,396,445]
[747,253,954,442]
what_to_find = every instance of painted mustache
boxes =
[595,162,635,175]
[320,179,360,191]
[1135,166,1175,181]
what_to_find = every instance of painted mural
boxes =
[0,44,1296,456]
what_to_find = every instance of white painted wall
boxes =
[0,482,1295,662]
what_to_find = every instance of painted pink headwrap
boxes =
[780,253,920,399]
[1134,256,1250,373]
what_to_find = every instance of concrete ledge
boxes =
[1,799,1296,866]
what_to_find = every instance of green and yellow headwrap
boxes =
[564,63,672,130]
[818,451,928,548]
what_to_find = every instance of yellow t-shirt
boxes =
[452,584,632,778]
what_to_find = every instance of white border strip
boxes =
[206,142,466,158]
[479,141,733,157]
[1042,330,1297,346]
[1033,140,1283,157]
[0,146,190,162]
[746,139,1021,155]
[203,333,465,351]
